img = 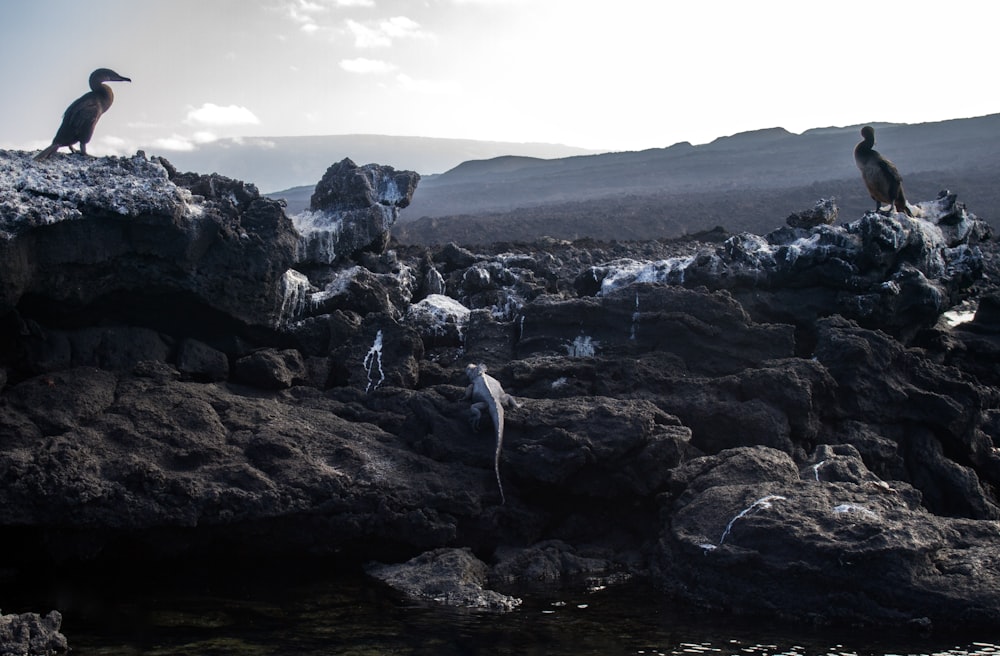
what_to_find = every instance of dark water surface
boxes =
[9,559,1000,656]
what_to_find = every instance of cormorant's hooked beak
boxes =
[114,74,132,83]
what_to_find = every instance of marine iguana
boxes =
[464,363,521,504]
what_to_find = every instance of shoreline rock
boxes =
[2,149,1000,631]
[0,610,67,656]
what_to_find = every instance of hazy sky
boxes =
[1,0,995,156]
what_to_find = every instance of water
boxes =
[8,559,1000,656]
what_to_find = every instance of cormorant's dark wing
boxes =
[53,92,104,146]
[876,157,904,198]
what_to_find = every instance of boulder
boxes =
[0,610,67,656]
[786,197,838,229]
[0,151,299,331]
[406,294,470,347]
[176,339,230,382]
[232,348,308,390]
[367,548,521,611]
[659,446,1000,629]
[490,540,622,588]
[329,318,423,391]
[292,158,420,265]
[973,292,1000,332]
[814,315,1000,519]
[310,264,415,321]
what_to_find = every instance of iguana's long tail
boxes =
[494,408,506,504]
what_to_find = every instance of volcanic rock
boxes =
[176,338,230,382]
[0,150,298,331]
[660,446,1000,629]
[2,151,1000,633]
[366,548,521,611]
[232,348,308,390]
[786,197,838,228]
[294,158,420,265]
[0,610,67,656]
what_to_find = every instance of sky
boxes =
[1,0,996,157]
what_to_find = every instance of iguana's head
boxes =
[465,363,487,380]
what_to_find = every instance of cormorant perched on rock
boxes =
[34,68,131,161]
[853,125,913,216]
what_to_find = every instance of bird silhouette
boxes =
[34,68,131,161]
[853,125,913,216]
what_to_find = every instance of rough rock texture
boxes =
[295,158,420,265]
[661,446,1000,628]
[0,151,299,331]
[0,610,67,656]
[580,191,990,342]
[786,197,838,229]
[366,548,521,611]
[2,150,1000,633]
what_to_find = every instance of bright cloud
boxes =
[381,16,423,38]
[340,58,397,74]
[396,74,460,94]
[283,0,374,34]
[346,16,430,48]
[346,19,390,47]
[98,135,129,153]
[150,131,219,152]
[286,0,325,23]
[153,135,197,152]
[192,131,219,144]
[184,104,261,127]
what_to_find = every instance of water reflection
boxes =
[10,561,1000,656]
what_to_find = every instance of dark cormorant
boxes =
[34,68,131,161]
[853,125,913,216]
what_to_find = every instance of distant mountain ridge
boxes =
[403,115,1000,217]
[257,115,1000,245]
[385,114,1000,244]
[155,134,601,193]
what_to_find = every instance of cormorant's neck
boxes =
[855,137,874,158]
[90,83,115,110]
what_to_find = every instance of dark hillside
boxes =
[266,114,1000,245]
[393,165,1000,246]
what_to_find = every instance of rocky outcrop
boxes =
[366,548,522,611]
[660,445,1000,628]
[786,197,838,229]
[0,152,299,332]
[0,151,420,342]
[2,150,1000,633]
[294,158,420,265]
[582,193,991,341]
[0,610,67,656]
[0,365,688,550]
